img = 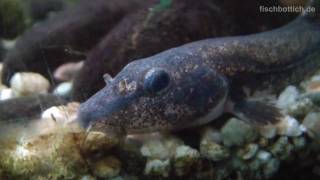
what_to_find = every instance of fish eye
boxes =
[143,68,171,95]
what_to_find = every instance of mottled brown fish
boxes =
[78,0,320,135]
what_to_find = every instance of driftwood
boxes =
[0,94,66,122]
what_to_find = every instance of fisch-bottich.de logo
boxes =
[259,5,315,13]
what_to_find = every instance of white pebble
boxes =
[0,88,15,100]
[259,125,277,139]
[276,116,303,137]
[10,72,50,96]
[53,82,72,97]
[277,86,300,110]
[41,102,80,125]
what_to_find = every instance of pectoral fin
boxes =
[230,100,283,125]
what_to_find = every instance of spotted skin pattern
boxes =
[78,0,320,134]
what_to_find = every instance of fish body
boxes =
[78,0,320,134]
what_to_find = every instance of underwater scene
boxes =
[0,0,320,179]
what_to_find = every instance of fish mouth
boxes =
[77,86,136,130]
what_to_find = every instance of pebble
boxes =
[256,150,272,163]
[41,102,80,125]
[259,125,277,139]
[92,156,121,179]
[221,118,259,147]
[53,82,73,98]
[286,97,314,118]
[0,88,15,100]
[303,112,320,139]
[200,139,230,161]
[83,131,120,153]
[174,145,200,176]
[10,72,50,96]
[276,115,303,137]
[277,85,300,110]
[144,159,170,177]
[237,143,259,160]
[141,137,183,159]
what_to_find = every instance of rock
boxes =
[83,131,119,153]
[41,102,79,125]
[276,115,303,137]
[303,112,320,139]
[277,85,300,110]
[174,145,200,176]
[144,159,170,177]
[92,156,121,179]
[303,74,320,93]
[259,125,277,139]
[286,97,315,118]
[292,136,306,150]
[140,137,183,160]
[237,143,259,160]
[10,72,50,96]
[221,118,259,147]
[80,175,96,180]
[0,94,66,122]
[256,150,272,163]
[0,87,15,101]
[54,61,83,82]
[200,139,230,161]
[200,127,229,161]
[53,82,73,98]
[269,137,293,160]
[301,92,320,106]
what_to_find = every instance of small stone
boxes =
[200,139,230,161]
[304,74,320,93]
[303,112,320,139]
[92,156,121,179]
[10,72,50,96]
[277,85,300,110]
[286,97,314,118]
[141,137,183,159]
[256,150,272,164]
[269,137,293,160]
[0,88,15,100]
[41,102,80,125]
[80,175,96,180]
[292,136,306,150]
[174,145,200,176]
[54,61,84,81]
[144,159,170,177]
[221,118,259,147]
[259,125,277,139]
[276,116,303,137]
[258,138,270,148]
[53,82,73,98]
[237,143,259,160]
[83,131,119,153]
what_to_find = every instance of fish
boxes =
[78,0,320,135]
